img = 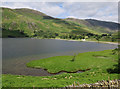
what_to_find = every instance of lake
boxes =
[2,38,117,76]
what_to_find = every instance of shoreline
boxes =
[31,37,118,45]
[52,38,118,45]
[3,37,118,45]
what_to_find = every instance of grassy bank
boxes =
[26,50,118,73]
[2,50,119,87]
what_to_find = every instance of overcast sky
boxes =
[1,2,118,23]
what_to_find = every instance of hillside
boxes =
[1,7,119,38]
[65,18,119,34]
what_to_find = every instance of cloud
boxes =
[62,2,118,22]
[1,2,118,22]
[1,0,119,2]
[67,16,77,18]
[36,2,65,17]
[1,2,65,17]
[1,2,31,9]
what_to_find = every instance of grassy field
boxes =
[2,50,119,87]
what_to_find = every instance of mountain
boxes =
[1,7,119,38]
[65,18,119,34]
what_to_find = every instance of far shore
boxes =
[31,37,118,45]
[8,37,118,45]
[51,38,118,45]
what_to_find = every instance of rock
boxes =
[66,79,120,88]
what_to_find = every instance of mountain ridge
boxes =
[1,7,119,38]
[65,18,118,33]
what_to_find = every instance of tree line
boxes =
[33,30,118,42]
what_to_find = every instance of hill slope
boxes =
[1,7,119,38]
[65,18,119,34]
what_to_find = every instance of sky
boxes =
[1,2,118,23]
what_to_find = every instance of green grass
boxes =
[2,50,119,87]
[26,50,118,73]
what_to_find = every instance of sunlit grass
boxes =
[2,50,118,87]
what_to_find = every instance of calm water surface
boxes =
[2,38,117,76]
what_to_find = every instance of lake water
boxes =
[2,38,117,76]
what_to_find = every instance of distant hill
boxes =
[1,7,119,38]
[85,19,118,30]
[65,18,119,34]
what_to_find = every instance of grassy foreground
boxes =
[2,50,119,87]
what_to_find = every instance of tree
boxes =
[55,33,59,36]
[95,35,101,42]
[70,54,76,62]
[78,35,82,39]
[111,37,116,42]
[101,34,107,36]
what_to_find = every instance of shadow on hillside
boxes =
[43,16,60,20]
[43,16,71,25]
[2,29,29,38]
